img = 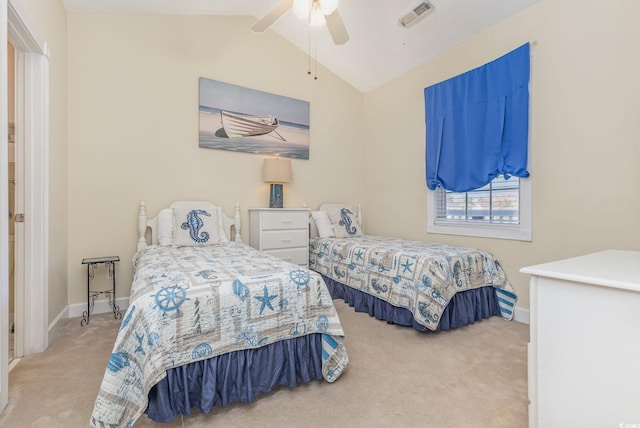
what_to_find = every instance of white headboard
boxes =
[137,201,242,251]
[310,203,363,238]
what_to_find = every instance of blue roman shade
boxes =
[425,43,531,192]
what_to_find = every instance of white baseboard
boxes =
[48,305,69,345]
[49,306,68,330]
[67,297,130,319]
[9,357,21,372]
[45,297,130,345]
[513,306,530,324]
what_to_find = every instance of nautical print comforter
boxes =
[309,235,516,330]
[91,242,348,428]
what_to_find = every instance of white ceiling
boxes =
[61,0,541,93]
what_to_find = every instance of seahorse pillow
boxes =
[172,205,225,246]
[327,207,363,238]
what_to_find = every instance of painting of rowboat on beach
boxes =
[199,77,310,160]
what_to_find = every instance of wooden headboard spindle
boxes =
[137,201,147,252]
[233,203,242,242]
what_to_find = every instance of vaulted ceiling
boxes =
[61,0,541,92]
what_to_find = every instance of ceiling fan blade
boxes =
[325,9,349,45]
[251,0,294,33]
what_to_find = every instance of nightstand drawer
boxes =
[249,208,310,268]
[260,229,308,250]
[264,248,308,265]
[260,211,308,230]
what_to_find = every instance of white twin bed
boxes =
[91,201,348,427]
[308,203,517,332]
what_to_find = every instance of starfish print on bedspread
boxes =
[401,259,414,273]
[254,285,277,315]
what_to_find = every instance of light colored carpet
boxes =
[0,300,529,427]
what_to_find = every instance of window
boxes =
[427,176,532,241]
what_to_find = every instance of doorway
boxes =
[2,0,50,413]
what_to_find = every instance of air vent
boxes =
[399,1,435,28]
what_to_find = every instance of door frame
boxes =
[1,0,49,412]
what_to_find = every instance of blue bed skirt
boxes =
[145,333,324,423]
[320,274,501,331]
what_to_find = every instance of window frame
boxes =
[427,176,532,241]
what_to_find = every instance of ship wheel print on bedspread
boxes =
[152,285,190,316]
[289,269,311,287]
[181,209,211,243]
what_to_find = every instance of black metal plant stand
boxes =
[81,256,122,326]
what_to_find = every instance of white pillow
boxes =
[173,205,224,246]
[215,207,229,243]
[157,208,174,246]
[311,211,335,238]
[327,207,363,238]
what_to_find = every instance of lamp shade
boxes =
[263,158,292,183]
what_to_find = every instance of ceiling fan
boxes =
[251,0,350,45]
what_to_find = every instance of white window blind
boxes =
[428,176,532,241]
[434,176,520,225]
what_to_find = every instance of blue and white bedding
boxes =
[91,242,348,428]
[309,235,516,330]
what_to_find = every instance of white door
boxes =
[1,0,49,413]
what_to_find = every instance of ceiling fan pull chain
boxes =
[314,30,318,80]
[307,12,312,76]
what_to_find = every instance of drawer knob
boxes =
[281,220,293,224]
[281,239,292,243]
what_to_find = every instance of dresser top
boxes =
[520,250,640,293]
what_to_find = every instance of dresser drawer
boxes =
[249,208,310,266]
[260,211,308,230]
[264,247,308,266]
[260,229,308,250]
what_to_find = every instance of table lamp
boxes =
[263,158,292,208]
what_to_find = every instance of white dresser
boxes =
[249,208,309,267]
[521,250,640,428]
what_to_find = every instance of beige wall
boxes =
[19,0,68,324]
[362,0,640,311]
[66,14,364,304]
[64,0,640,314]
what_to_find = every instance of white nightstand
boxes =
[249,208,309,267]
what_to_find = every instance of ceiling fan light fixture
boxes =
[293,0,336,25]
[319,0,338,15]
[254,0,348,46]
[293,0,309,19]
[309,13,326,26]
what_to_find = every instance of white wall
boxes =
[362,0,640,311]
[66,14,365,305]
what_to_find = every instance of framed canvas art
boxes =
[199,77,310,159]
